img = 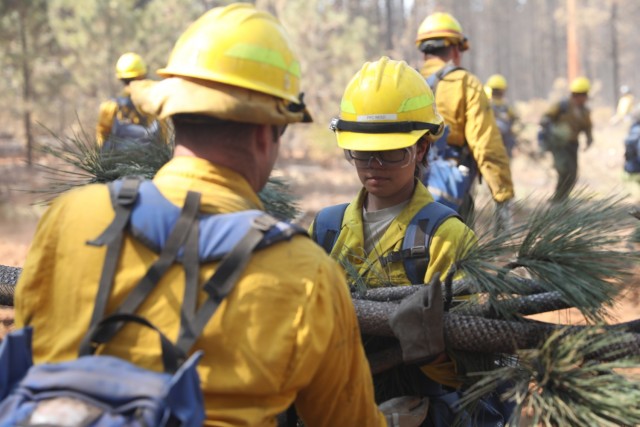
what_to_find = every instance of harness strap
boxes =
[312,203,349,254]
[426,64,463,94]
[378,246,427,267]
[176,214,278,354]
[86,177,141,329]
[179,214,200,342]
[79,190,201,355]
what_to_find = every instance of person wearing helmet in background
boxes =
[310,57,510,426]
[15,5,428,426]
[485,74,520,158]
[415,12,514,234]
[538,76,593,202]
[610,85,634,126]
[96,52,166,150]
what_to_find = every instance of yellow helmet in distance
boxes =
[416,12,469,52]
[330,56,444,151]
[115,52,147,80]
[486,74,508,90]
[570,76,591,94]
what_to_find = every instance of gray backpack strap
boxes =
[176,214,279,354]
[426,64,464,94]
[86,177,142,329]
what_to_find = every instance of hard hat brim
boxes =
[336,129,428,151]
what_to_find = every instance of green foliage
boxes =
[459,327,640,427]
[454,192,637,322]
[34,125,301,220]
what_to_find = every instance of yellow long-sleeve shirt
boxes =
[16,156,385,427]
[420,58,514,203]
[309,182,477,388]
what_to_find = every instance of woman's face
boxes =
[347,142,428,200]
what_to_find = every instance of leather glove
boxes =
[494,199,513,236]
[389,281,445,365]
[379,396,429,427]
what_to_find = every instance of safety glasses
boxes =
[345,147,415,169]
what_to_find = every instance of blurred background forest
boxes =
[0,0,637,164]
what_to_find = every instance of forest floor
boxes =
[1,117,639,382]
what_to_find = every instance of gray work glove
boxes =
[379,396,429,427]
[494,199,513,236]
[389,282,445,365]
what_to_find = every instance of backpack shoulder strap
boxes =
[86,176,142,329]
[426,64,464,94]
[379,202,461,285]
[559,99,571,115]
[82,178,308,357]
[311,203,349,254]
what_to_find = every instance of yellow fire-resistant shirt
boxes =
[15,156,385,427]
[309,182,477,388]
[420,58,514,203]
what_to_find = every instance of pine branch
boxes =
[458,327,640,427]
[32,125,300,220]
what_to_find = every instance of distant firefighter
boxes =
[538,76,593,202]
[485,74,520,158]
[96,52,166,150]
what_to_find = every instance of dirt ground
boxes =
[1,119,639,334]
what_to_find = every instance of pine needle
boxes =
[458,327,640,427]
[32,124,300,220]
[454,192,638,322]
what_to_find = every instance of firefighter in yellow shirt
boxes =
[485,74,520,158]
[416,12,515,233]
[15,4,427,426]
[96,52,167,150]
[310,57,512,426]
[610,85,634,126]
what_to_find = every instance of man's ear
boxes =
[254,124,272,154]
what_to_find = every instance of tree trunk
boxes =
[18,3,33,167]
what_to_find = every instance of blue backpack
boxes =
[422,65,478,212]
[103,96,161,151]
[312,201,460,285]
[0,177,305,426]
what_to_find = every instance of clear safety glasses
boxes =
[345,147,415,169]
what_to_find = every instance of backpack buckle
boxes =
[252,214,278,232]
[116,178,141,207]
[409,246,427,258]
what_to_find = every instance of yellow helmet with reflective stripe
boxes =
[158,3,301,104]
[115,52,147,80]
[416,12,469,52]
[330,57,443,151]
[486,74,507,90]
[570,76,591,94]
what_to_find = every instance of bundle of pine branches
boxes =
[34,127,300,220]
[348,193,640,425]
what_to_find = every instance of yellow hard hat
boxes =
[115,52,147,80]
[570,76,591,94]
[330,56,444,151]
[158,3,301,104]
[486,74,507,90]
[416,12,469,52]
